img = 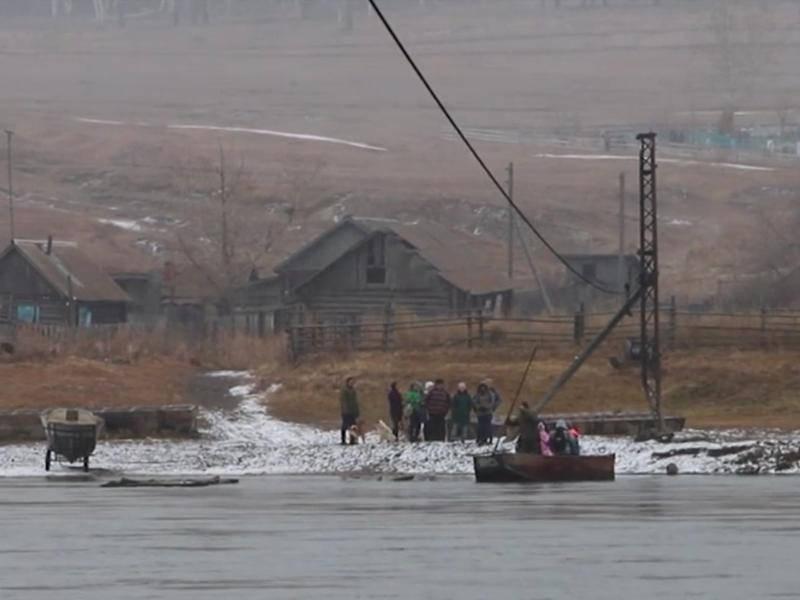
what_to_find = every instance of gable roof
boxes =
[290,217,511,295]
[357,219,511,295]
[2,242,131,303]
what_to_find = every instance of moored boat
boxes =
[473,452,615,483]
[40,408,104,472]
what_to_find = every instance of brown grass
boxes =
[0,328,287,410]
[261,345,800,430]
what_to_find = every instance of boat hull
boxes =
[473,453,615,483]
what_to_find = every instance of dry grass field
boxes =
[261,345,800,430]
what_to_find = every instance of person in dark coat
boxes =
[339,377,360,445]
[387,381,404,441]
[424,379,451,441]
[472,382,494,445]
[450,382,472,441]
[513,402,540,454]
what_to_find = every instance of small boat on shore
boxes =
[41,408,104,472]
[473,452,615,483]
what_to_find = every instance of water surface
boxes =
[0,476,796,599]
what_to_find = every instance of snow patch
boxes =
[532,153,776,172]
[96,218,143,232]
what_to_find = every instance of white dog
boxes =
[376,419,397,443]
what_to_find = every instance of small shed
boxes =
[0,240,131,326]
[559,253,640,308]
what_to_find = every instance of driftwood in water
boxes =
[101,476,238,488]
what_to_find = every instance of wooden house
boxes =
[268,218,513,317]
[0,240,130,326]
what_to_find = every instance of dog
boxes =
[346,419,366,445]
[376,419,397,443]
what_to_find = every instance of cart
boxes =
[40,408,104,472]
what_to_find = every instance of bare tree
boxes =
[173,145,292,312]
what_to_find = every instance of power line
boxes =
[366,0,620,294]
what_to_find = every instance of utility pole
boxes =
[637,132,664,436]
[617,171,626,293]
[506,162,514,281]
[6,130,14,244]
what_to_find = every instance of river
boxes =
[0,475,796,600]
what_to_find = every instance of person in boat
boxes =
[339,377,360,446]
[404,382,424,443]
[513,401,540,454]
[472,382,495,446]
[539,422,553,456]
[549,419,572,455]
[450,382,472,442]
[424,379,451,442]
[387,382,404,441]
[568,425,582,456]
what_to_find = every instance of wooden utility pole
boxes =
[617,171,626,292]
[506,162,514,280]
[6,130,14,243]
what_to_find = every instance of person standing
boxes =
[387,382,404,441]
[472,382,495,446]
[339,377,360,446]
[513,401,540,454]
[424,379,451,442]
[405,382,424,442]
[486,379,503,413]
[450,382,472,441]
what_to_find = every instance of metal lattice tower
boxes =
[637,132,664,433]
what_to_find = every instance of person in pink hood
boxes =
[538,422,553,457]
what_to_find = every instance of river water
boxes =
[0,475,797,600]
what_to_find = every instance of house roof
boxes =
[356,218,511,295]
[287,217,511,295]
[3,241,131,303]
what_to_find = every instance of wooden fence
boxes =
[285,303,800,361]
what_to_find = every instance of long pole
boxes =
[617,172,625,292]
[506,162,514,281]
[6,130,14,243]
[493,345,538,453]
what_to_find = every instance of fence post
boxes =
[760,305,767,349]
[478,309,485,346]
[668,295,677,349]
[573,303,585,345]
[382,302,393,351]
[467,311,473,348]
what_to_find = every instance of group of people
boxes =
[387,379,502,444]
[513,402,581,456]
[339,377,581,454]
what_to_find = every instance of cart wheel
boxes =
[83,455,90,473]
[45,450,51,472]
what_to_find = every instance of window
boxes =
[366,235,386,285]
[581,263,597,282]
[16,304,39,323]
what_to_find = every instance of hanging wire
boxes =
[366,0,621,294]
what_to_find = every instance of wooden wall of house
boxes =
[0,250,71,324]
[281,221,366,292]
[81,301,127,325]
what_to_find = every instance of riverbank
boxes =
[260,347,800,430]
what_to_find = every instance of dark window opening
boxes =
[366,235,387,285]
[581,263,597,282]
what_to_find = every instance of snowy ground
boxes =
[1,373,798,478]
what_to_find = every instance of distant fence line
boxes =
[285,303,800,361]
[7,303,800,362]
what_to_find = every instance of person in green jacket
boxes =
[404,382,424,443]
[450,382,473,441]
[339,377,360,445]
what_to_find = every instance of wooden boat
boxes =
[473,452,615,483]
[40,408,104,472]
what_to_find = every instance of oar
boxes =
[492,345,538,454]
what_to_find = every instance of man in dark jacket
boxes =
[387,381,404,441]
[340,377,360,445]
[514,402,540,454]
[424,379,451,441]
[450,382,472,441]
